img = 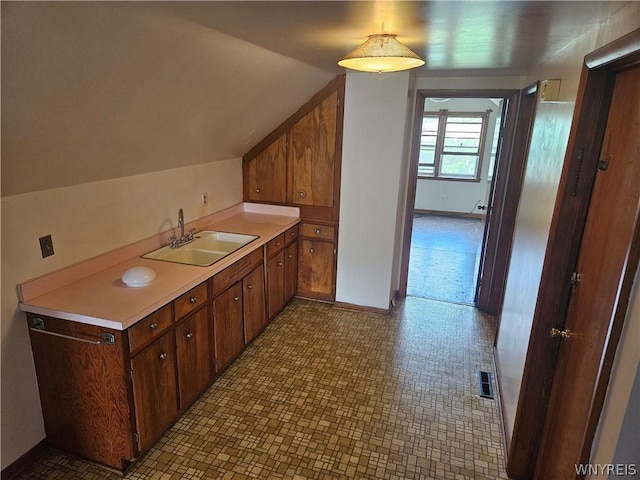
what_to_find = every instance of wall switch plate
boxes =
[39,234,55,258]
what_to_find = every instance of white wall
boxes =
[414,97,502,214]
[336,71,410,311]
[0,159,242,468]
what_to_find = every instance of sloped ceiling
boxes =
[1,1,630,196]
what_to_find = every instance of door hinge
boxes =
[134,432,139,445]
[570,271,583,285]
[129,368,134,380]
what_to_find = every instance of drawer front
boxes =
[212,248,263,295]
[285,225,299,245]
[267,234,286,257]
[300,222,335,241]
[174,283,208,321]
[128,304,173,353]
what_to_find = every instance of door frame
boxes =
[399,88,525,315]
[505,28,640,479]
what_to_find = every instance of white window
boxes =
[418,110,491,181]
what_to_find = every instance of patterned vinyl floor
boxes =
[18,296,508,479]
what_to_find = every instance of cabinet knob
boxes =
[315,229,321,234]
[256,188,261,193]
[290,231,296,236]
[234,296,240,301]
[299,191,306,198]
[189,297,197,304]
[310,248,314,253]
[150,322,158,330]
[288,254,293,259]
[159,353,167,360]
[186,332,193,340]
[276,242,281,246]
[247,285,253,290]
[278,262,283,267]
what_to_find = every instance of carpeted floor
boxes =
[408,214,484,305]
[18,297,507,480]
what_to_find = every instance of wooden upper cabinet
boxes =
[288,91,337,208]
[242,76,344,221]
[244,134,287,203]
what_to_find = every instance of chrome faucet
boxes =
[168,208,195,249]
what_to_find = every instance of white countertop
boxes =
[19,204,299,330]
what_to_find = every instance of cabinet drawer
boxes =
[174,283,208,321]
[267,234,286,257]
[128,304,173,353]
[212,248,263,295]
[300,222,335,241]
[285,225,299,245]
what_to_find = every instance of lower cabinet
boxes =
[175,307,212,408]
[25,232,292,471]
[130,331,178,452]
[267,226,299,319]
[243,264,267,343]
[213,282,244,371]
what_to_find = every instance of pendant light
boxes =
[338,34,425,73]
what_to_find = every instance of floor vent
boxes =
[478,370,494,399]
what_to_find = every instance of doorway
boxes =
[401,89,526,313]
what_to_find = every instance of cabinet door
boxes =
[288,91,337,207]
[243,265,267,343]
[267,250,285,319]
[298,239,335,299]
[245,134,287,203]
[130,332,178,452]
[175,307,211,409]
[213,283,244,371]
[284,240,298,303]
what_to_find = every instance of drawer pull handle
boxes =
[30,319,114,345]
[234,296,240,301]
[278,262,283,267]
[247,285,253,290]
[290,231,296,236]
[276,242,281,246]
[310,248,314,253]
[159,353,167,360]
[150,323,158,330]
[186,333,193,340]
[189,297,197,304]
[256,188,261,193]
[316,229,321,234]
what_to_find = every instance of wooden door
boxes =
[535,66,640,477]
[213,282,244,371]
[267,250,285,319]
[284,240,298,303]
[130,331,178,452]
[288,91,337,207]
[175,307,211,408]
[244,134,287,203]
[243,265,267,343]
[298,239,335,298]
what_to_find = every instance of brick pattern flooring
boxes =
[19,297,508,479]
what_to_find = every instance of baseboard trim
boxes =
[1,439,47,480]
[414,209,484,220]
[333,301,391,316]
[492,348,511,466]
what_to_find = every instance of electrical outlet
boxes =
[201,192,208,206]
[39,234,55,258]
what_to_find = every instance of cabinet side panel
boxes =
[27,315,134,470]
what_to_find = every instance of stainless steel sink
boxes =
[142,231,258,266]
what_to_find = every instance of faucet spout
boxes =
[178,208,185,240]
[168,208,195,248]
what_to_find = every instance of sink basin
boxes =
[142,230,258,267]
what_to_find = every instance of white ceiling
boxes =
[148,1,631,76]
